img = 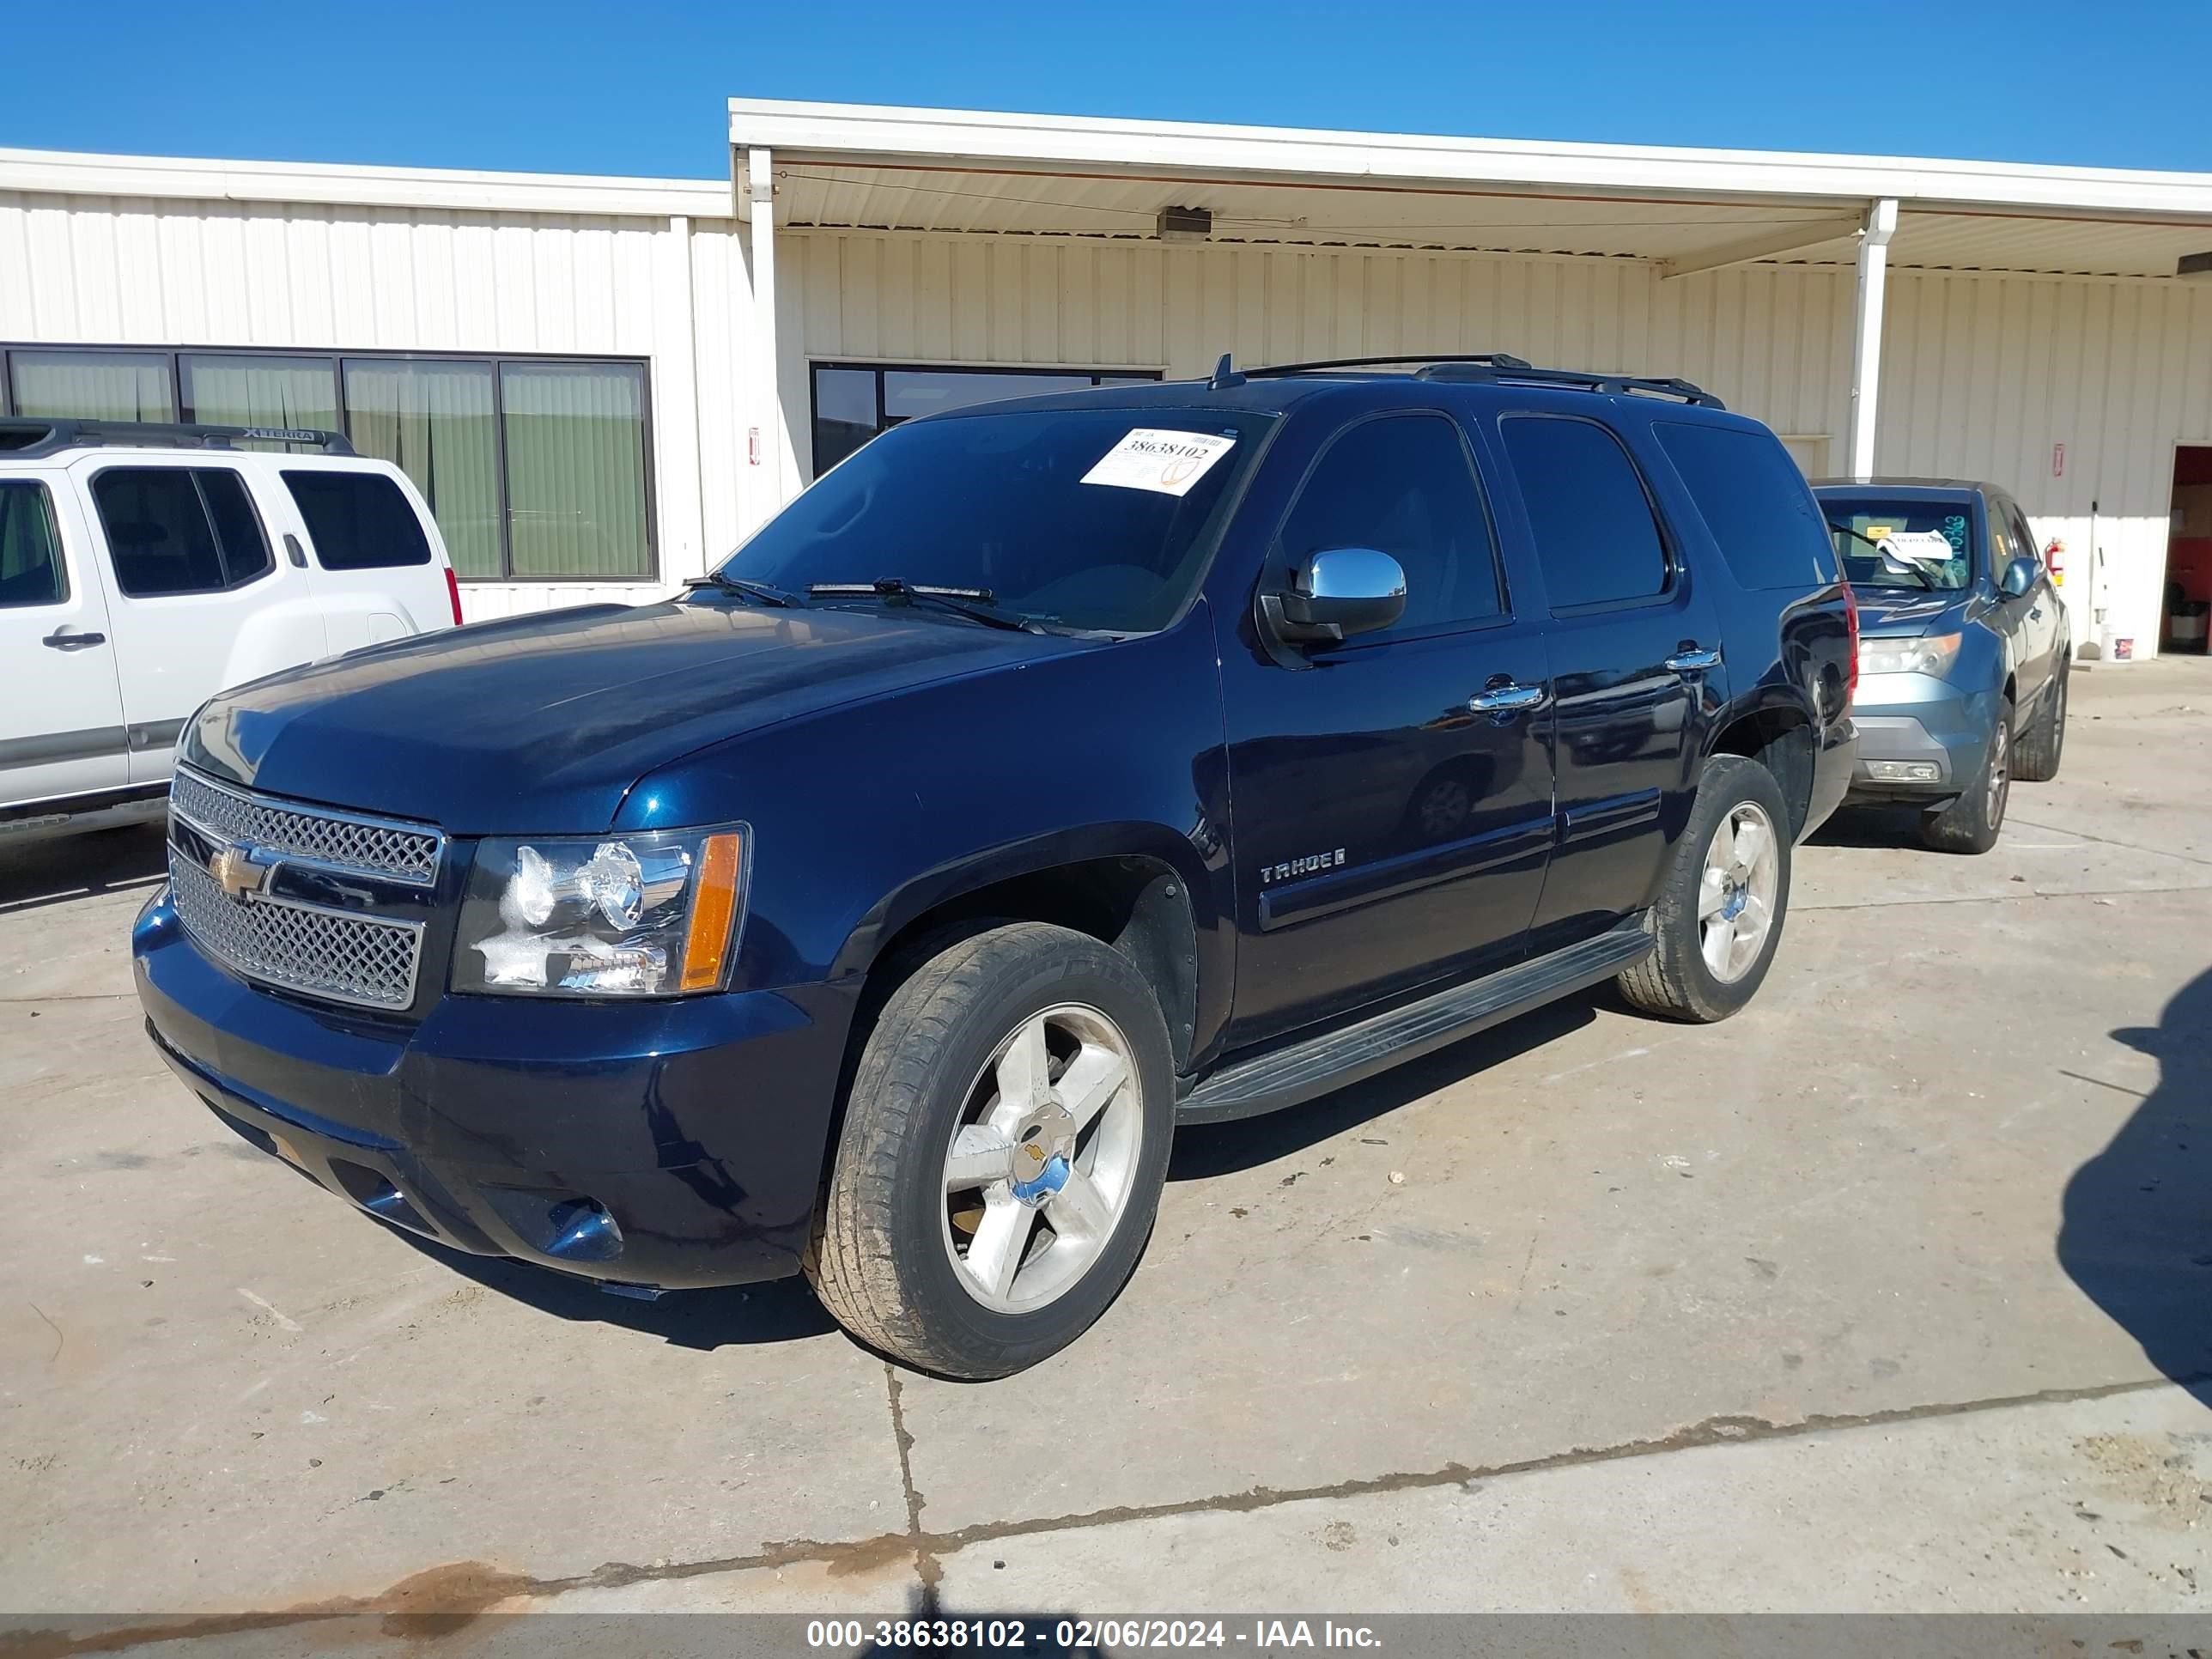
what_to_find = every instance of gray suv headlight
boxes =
[453,826,747,997]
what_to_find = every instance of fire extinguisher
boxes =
[2045,538,2066,586]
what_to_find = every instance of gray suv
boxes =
[1815,478,2070,853]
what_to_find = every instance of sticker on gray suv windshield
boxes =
[1080,428,1237,497]
[1878,529,1959,562]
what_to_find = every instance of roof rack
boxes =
[1240,353,1723,409]
[1243,352,1533,379]
[0,417,356,459]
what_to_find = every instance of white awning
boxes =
[730,99,2212,281]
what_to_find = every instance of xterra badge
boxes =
[1260,848,1347,884]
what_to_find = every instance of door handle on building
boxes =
[1468,682,1546,714]
[42,628,107,651]
[1663,645,1723,672]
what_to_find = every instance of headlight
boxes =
[453,826,747,997]
[1856,632,1962,678]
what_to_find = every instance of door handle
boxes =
[2029,606,2043,620]
[42,628,106,651]
[1468,683,1546,714]
[1664,646,1723,672]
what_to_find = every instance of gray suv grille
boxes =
[170,769,441,885]
[169,854,425,1011]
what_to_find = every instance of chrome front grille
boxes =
[169,853,424,1010]
[171,768,441,886]
[166,768,441,1012]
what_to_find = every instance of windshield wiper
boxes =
[683,570,802,607]
[1825,521,1936,591]
[806,578,1037,633]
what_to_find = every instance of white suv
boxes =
[1,419,459,845]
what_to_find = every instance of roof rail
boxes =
[0,417,356,459]
[1413,362,1723,407]
[1243,352,1534,380]
[1239,352,1723,408]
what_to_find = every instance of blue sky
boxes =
[5,0,2206,177]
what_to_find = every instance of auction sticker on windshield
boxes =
[1879,529,1961,562]
[1081,428,1237,496]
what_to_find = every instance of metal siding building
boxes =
[4,101,2211,653]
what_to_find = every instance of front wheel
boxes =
[1920,702,2012,854]
[1618,755,1793,1024]
[806,922,1175,1379]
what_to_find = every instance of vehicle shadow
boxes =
[379,1222,837,1351]
[1168,988,1603,1180]
[0,821,168,916]
[375,989,1607,1349]
[2057,963,2212,1406]
[1802,802,1926,849]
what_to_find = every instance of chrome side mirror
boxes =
[1261,547,1407,650]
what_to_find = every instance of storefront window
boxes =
[2,344,655,581]
[501,362,651,580]
[180,355,341,446]
[9,349,174,422]
[343,359,502,579]
[811,363,1158,477]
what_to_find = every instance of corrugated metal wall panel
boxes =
[789,229,2209,653]
[0,190,739,622]
[1880,269,2212,655]
[788,229,1854,449]
[787,234,1857,424]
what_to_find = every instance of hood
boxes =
[1852,587,1974,638]
[183,599,1086,834]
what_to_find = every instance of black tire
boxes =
[2013,665,2067,783]
[1618,754,1793,1024]
[805,922,1175,1379]
[1919,700,2012,854]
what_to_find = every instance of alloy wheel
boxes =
[938,1004,1144,1313]
[1698,801,1780,983]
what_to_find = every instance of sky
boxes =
[3,0,2208,179]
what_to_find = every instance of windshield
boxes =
[1824,500,1976,592]
[717,408,1273,634]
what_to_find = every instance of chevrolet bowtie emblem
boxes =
[208,844,270,902]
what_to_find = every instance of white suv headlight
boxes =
[1856,632,1962,678]
[453,826,747,997]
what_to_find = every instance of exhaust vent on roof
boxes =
[1157,205,1212,243]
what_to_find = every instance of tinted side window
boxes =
[1279,414,1502,635]
[0,481,66,608]
[92,468,271,597]
[1500,417,1668,610]
[283,470,434,569]
[201,471,272,585]
[1985,502,2012,571]
[1655,422,1838,590]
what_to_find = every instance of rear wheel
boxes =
[1618,755,1792,1024]
[2014,665,2068,782]
[806,923,1174,1379]
[1920,702,2011,854]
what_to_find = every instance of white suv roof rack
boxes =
[0,417,355,459]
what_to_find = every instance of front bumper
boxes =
[133,888,854,1291]
[1845,672,2001,803]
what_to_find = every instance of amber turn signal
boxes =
[679,831,744,992]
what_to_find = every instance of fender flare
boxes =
[827,823,1222,1061]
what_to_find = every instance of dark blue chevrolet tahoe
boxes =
[135,354,1857,1378]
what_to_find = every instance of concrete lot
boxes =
[3,659,2209,1633]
